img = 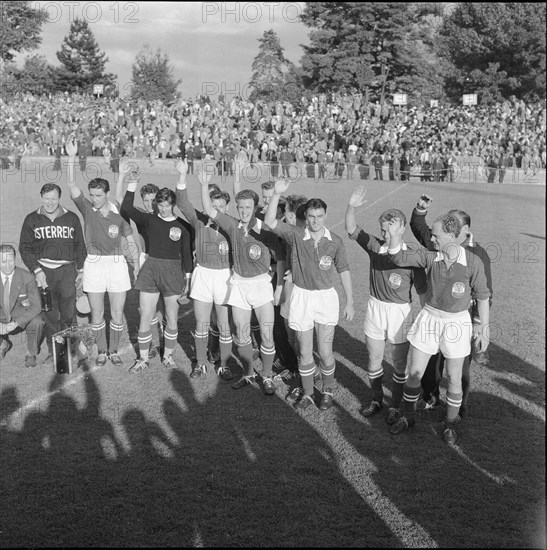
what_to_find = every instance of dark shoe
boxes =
[274,368,298,382]
[129,358,149,374]
[232,375,255,390]
[386,407,401,425]
[361,400,383,417]
[190,364,207,379]
[0,340,13,360]
[207,350,221,365]
[295,394,315,410]
[109,353,123,367]
[95,352,108,367]
[216,365,233,381]
[286,387,303,405]
[25,355,37,368]
[319,389,334,410]
[262,376,275,395]
[149,346,160,360]
[390,416,415,435]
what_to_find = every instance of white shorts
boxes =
[364,296,414,344]
[288,285,339,332]
[280,279,294,320]
[190,265,231,305]
[227,272,273,311]
[407,305,472,359]
[83,255,131,293]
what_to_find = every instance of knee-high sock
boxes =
[446,391,463,422]
[219,334,233,367]
[194,329,209,365]
[368,367,384,403]
[138,328,152,361]
[150,316,161,347]
[402,384,421,421]
[164,328,178,358]
[260,343,275,377]
[299,362,316,396]
[209,325,220,355]
[321,363,335,390]
[92,320,107,353]
[237,338,254,377]
[250,322,262,350]
[391,372,408,409]
[109,321,124,353]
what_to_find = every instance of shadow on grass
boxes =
[0,362,399,546]
[331,324,546,549]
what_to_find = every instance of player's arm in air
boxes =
[263,179,289,230]
[199,167,217,220]
[116,158,141,217]
[66,138,82,199]
[120,162,148,228]
[410,194,435,250]
[175,159,198,226]
[345,186,368,235]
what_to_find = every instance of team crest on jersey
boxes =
[451,282,466,298]
[388,273,402,289]
[169,227,182,241]
[319,255,333,271]
[108,225,119,238]
[218,241,229,255]
[248,244,262,260]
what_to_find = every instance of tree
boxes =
[248,30,295,102]
[11,55,55,95]
[130,44,181,103]
[54,18,116,93]
[299,2,444,104]
[438,3,546,102]
[0,1,48,62]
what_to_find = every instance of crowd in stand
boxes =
[1,91,545,181]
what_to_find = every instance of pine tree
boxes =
[249,30,294,102]
[54,18,116,93]
[0,1,48,62]
[130,44,181,104]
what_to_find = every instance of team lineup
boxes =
[1,139,492,447]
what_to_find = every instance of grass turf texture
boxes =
[0,161,545,547]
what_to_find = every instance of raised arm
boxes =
[198,167,217,219]
[410,194,435,250]
[66,139,82,199]
[345,186,367,235]
[175,159,198,225]
[264,179,290,229]
[115,158,139,207]
[120,174,148,227]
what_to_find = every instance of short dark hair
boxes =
[286,194,308,217]
[88,178,110,193]
[379,209,406,226]
[236,189,259,207]
[304,198,327,215]
[0,244,16,256]
[435,213,461,238]
[448,209,471,228]
[140,183,159,198]
[155,188,176,205]
[40,183,62,197]
[210,189,231,205]
[208,183,220,192]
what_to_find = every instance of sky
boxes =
[22,1,309,99]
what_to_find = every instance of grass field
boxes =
[0,159,545,548]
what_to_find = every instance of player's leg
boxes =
[390,345,431,435]
[389,341,410,421]
[231,306,254,388]
[460,355,471,417]
[162,295,180,367]
[87,291,108,365]
[131,291,159,372]
[362,335,386,415]
[295,328,316,407]
[214,303,233,379]
[316,322,336,410]
[443,357,465,444]
[107,290,127,365]
[192,299,214,378]
[254,300,276,393]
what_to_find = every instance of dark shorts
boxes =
[135,258,184,297]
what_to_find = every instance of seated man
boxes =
[0,244,45,367]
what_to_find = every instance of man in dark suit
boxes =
[0,244,45,367]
